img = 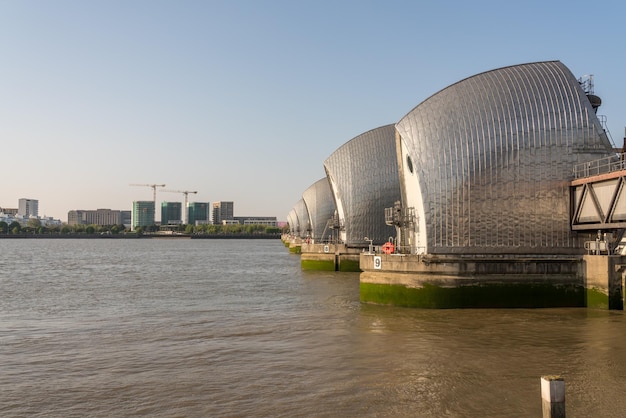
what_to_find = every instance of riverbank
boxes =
[0,233,281,239]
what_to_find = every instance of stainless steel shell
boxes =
[302,178,336,241]
[395,61,614,255]
[324,124,401,246]
[289,199,310,238]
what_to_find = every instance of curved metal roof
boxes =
[302,178,336,241]
[395,60,614,255]
[290,199,310,238]
[324,124,401,246]
[286,209,298,235]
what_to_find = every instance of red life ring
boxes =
[382,242,395,254]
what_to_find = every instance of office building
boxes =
[188,202,210,225]
[18,198,38,218]
[132,201,155,230]
[161,202,182,225]
[212,201,234,225]
[233,216,278,226]
[68,209,130,226]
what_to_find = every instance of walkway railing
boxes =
[572,153,626,179]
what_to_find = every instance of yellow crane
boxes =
[162,189,198,224]
[129,184,166,203]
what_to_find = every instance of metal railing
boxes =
[572,153,626,179]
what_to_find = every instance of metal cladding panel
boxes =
[287,210,298,235]
[302,178,336,240]
[292,199,310,238]
[324,124,400,246]
[395,61,614,255]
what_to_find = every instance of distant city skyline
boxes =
[1,1,625,221]
[1,195,275,223]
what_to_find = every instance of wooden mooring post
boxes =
[541,375,565,418]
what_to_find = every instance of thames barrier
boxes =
[284,60,626,309]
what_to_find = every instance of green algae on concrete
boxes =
[301,259,336,271]
[586,287,609,310]
[360,282,585,309]
[289,245,301,254]
[585,287,624,310]
[301,256,362,272]
[338,258,361,272]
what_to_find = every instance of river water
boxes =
[1,238,625,417]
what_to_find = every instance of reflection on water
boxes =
[1,239,625,417]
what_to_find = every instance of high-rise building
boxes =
[161,202,182,225]
[132,201,155,230]
[212,201,234,225]
[18,198,38,218]
[188,202,210,225]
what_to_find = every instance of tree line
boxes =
[0,220,288,236]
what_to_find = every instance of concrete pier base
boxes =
[282,235,303,254]
[583,255,626,310]
[301,243,362,272]
[360,254,585,308]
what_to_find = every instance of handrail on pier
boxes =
[573,152,626,179]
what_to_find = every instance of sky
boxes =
[1,0,625,222]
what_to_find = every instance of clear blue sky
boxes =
[1,0,624,222]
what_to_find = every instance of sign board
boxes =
[374,256,382,269]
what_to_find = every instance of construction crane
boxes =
[129,184,166,203]
[162,189,198,224]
